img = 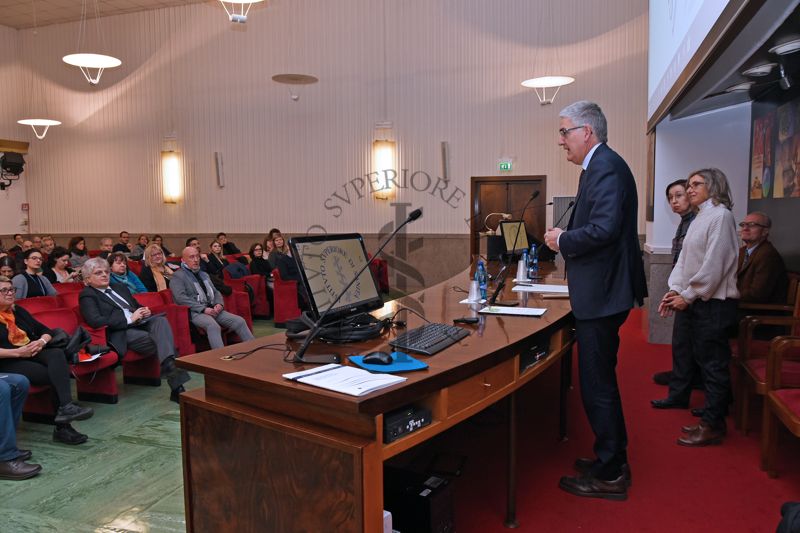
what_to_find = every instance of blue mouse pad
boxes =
[349,352,428,373]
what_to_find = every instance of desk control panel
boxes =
[384,404,433,443]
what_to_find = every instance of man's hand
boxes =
[131,308,149,322]
[213,304,223,314]
[203,307,219,317]
[544,227,564,252]
[658,291,688,318]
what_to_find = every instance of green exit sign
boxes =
[498,160,512,171]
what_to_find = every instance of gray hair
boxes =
[688,168,733,210]
[81,257,111,281]
[559,100,608,143]
[749,211,771,228]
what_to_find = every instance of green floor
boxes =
[1,319,283,533]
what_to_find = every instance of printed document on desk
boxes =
[283,364,406,396]
[479,306,547,317]
[512,283,569,294]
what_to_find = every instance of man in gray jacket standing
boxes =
[171,247,254,349]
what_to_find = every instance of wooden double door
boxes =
[469,175,546,259]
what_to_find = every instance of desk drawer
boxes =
[446,358,515,416]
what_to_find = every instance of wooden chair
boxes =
[761,336,800,477]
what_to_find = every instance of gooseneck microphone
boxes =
[553,200,575,229]
[292,208,423,364]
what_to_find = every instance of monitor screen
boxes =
[499,221,529,253]
[288,233,383,324]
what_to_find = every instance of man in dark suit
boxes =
[736,211,788,305]
[78,257,190,402]
[544,101,646,501]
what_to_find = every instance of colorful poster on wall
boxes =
[750,112,774,199]
[773,101,800,198]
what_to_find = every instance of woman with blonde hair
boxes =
[139,243,176,292]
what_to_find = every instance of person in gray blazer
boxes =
[170,247,254,350]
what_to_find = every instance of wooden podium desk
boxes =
[177,265,575,533]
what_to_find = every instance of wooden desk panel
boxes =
[179,265,574,532]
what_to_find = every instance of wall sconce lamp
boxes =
[161,150,183,204]
[372,139,396,201]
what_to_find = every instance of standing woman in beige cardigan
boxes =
[653,168,740,447]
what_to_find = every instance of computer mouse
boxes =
[363,351,393,365]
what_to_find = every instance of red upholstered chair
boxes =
[22,384,57,424]
[761,336,800,477]
[223,270,270,318]
[127,260,143,276]
[58,290,82,311]
[736,295,800,433]
[16,296,61,314]
[162,287,251,351]
[272,268,302,327]
[31,308,120,404]
[53,282,84,296]
[133,291,196,357]
[88,249,102,258]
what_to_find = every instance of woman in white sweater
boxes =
[654,167,739,447]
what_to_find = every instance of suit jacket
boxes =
[170,267,223,315]
[737,241,788,304]
[79,282,142,355]
[559,143,647,320]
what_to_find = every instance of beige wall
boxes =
[5,0,648,241]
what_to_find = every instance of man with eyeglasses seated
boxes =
[737,211,788,305]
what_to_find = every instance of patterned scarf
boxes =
[0,309,30,347]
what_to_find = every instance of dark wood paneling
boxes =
[183,402,363,533]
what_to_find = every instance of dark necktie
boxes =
[742,250,751,269]
[567,169,585,230]
[104,288,132,311]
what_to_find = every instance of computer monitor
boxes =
[499,220,529,254]
[288,233,383,324]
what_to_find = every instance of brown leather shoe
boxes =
[573,458,632,487]
[0,459,42,480]
[558,473,628,501]
[681,424,727,435]
[677,421,724,447]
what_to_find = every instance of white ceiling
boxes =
[0,0,210,30]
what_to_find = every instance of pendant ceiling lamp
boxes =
[17,0,60,140]
[62,0,121,85]
[219,0,266,23]
[520,3,574,105]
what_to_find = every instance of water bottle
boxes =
[475,261,488,300]
[521,248,529,272]
[528,244,539,279]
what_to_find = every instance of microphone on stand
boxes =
[292,208,423,364]
[552,200,575,229]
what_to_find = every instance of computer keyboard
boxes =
[389,322,470,356]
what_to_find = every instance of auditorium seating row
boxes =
[16,284,255,423]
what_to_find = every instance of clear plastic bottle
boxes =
[475,261,488,300]
[528,244,539,279]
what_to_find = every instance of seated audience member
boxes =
[0,373,41,479]
[67,236,89,269]
[170,247,254,350]
[107,252,147,294]
[248,243,271,276]
[79,258,190,402]
[216,232,241,255]
[0,276,93,444]
[13,240,34,273]
[268,233,308,310]
[131,235,149,258]
[206,241,229,278]
[0,257,16,279]
[98,237,114,259]
[7,235,24,254]
[113,231,132,254]
[737,211,788,304]
[152,235,172,257]
[185,237,210,272]
[40,236,55,257]
[12,249,57,299]
[140,244,177,292]
[31,236,42,250]
[43,247,79,284]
